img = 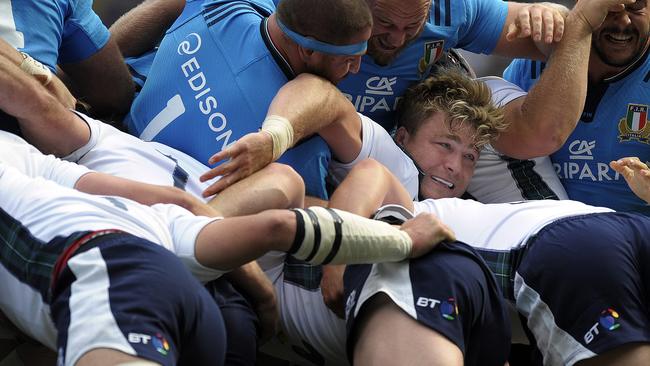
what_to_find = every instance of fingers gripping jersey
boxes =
[503,51,650,214]
[127,0,331,198]
[0,0,110,71]
[336,0,508,130]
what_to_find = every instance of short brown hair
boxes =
[396,67,507,149]
[276,0,372,45]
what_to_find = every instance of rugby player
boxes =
[505,0,650,215]
[0,127,452,365]
[125,0,373,201]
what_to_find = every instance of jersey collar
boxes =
[261,18,296,80]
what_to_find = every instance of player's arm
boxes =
[492,0,634,159]
[74,171,216,217]
[0,38,76,110]
[200,73,363,195]
[223,262,279,343]
[0,48,89,156]
[110,0,186,57]
[58,37,135,120]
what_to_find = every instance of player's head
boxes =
[590,0,649,68]
[394,66,506,199]
[364,0,430,66]
[277,0,373,84]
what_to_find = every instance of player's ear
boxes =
[297,45,315,62]
[298,45,315,63]
[394,126,410,146]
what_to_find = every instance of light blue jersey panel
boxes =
[503,54,650,215]
[127,0,330,198]
[0,0,109,71]
[337,0,508,130]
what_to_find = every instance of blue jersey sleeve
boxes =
[456,0,508,54]
[58,0,110,64]
[502,58,546,92]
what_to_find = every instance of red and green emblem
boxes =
[618,104,650,143]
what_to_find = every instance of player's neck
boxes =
[267,14,302,76]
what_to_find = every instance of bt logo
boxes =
[584,308,621,344]
[416,296,459,321]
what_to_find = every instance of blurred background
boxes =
[92,0,574,76]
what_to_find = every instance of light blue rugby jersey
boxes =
[503,50,650,215]
[0,0,110,71]
[127,0,331,199]
[334,0,508,130]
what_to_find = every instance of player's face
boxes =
[395,112,479,199]
[592,0,649,67]
[366,0,430,66]
[306,28,372,84]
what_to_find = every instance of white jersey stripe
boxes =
[66,247,136,365]
[514,273,596,366]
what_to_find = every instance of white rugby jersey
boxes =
[0,163,221,349]
[468,77,568,202]
[328,113,419,199]
[413,198,612,251]
[65,113,217,201]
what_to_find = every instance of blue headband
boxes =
[276,18,367,56]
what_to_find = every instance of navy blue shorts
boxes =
[50,232,226,366]
[516,212,650,365]
[344,241,511,366]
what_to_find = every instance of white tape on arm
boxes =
[19,52,52,86]
[289,207,412,265]
[261,115,294,161]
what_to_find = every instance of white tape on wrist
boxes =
[261,115,294,161]
[289,207,413,265]
[19,52,53,86]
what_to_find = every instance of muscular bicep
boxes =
[318,111,363,164]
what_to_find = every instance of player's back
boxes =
[413,198,613,251]
[126,0,283,164]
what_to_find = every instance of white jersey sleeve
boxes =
[0,131,90,188]
[328,113,420,199]
[150,204,225,282]
[468,77,568,203]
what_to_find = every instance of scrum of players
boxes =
[0,0,649,365]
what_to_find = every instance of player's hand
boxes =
[610,157,650,204]
[572,0,636,34]
[320,264,346,319]
[400,213,455,258]
[506,2,567,44]
[45,74,76,109]
[200,131,274,197]
[253,289,280,345]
